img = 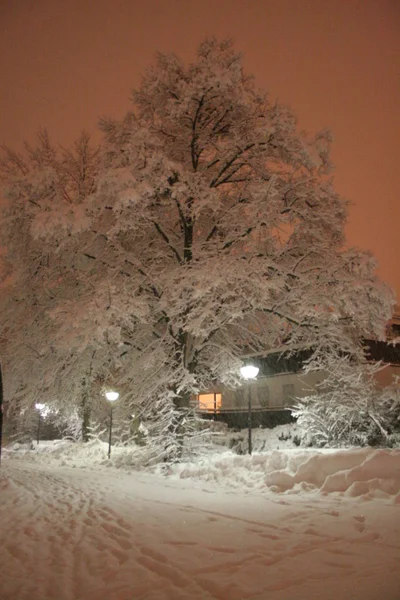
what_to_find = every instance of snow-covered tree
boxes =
[0,39,394,460]
[0,130,104,439]
[293,354,400,447]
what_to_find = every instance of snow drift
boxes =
[6,439,400,501]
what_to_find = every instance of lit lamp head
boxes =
[240,365,259,380]
[35,403,45,412]
[105,391,119,402]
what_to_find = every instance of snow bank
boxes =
[3,439,142,468]
[168,448,400,500]
[214,423,302,452]
[5,434,400,501]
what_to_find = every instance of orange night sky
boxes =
[0,0,399,301]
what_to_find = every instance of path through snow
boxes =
[1,456,399,599]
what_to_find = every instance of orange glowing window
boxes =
[197,393,222,412]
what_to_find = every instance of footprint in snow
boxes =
[353,515,366,533]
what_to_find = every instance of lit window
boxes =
[197,393,222,412]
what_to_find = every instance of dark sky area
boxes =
[0,0,399,301]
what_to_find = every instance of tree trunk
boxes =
[175,391,192,458]
[163,390,192,463]
[80,379,91,442]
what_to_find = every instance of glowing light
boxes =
[240,365,259,380]
[105,391,119,402]
[197,393,222,411]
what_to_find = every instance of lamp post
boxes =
[0,363,3,467]
[35,403,46,445]
[240,364,259,455]
[105,391,119,459]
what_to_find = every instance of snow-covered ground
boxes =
[1,438,400,600]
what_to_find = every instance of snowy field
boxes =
[1,438,400,600]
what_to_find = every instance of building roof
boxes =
[244,340,400,377]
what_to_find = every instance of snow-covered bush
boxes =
[375,377,400,446]
[293,354,400,448]
[132,394,215,465]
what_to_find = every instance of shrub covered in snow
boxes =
[293,353,400,448]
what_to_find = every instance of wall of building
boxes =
[197,339,399,414]
[197,363,399,414]
[197,370,325,412]
[374,364,400,388]
[226,370,325,409]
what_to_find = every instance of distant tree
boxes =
[0,130,104,439]
[0,39,394,460]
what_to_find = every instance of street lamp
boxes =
[35,403,46,445]
[0,363,3,467]
[240,364,259,455]
[105,391,119,459]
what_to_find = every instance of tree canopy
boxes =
[0,39,394,459]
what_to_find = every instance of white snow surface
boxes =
[1,440,400,599]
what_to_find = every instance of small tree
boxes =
[0,39,394,461]
[293,353,400,447]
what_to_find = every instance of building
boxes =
[196,317,400,420]
[197,349,321,415]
